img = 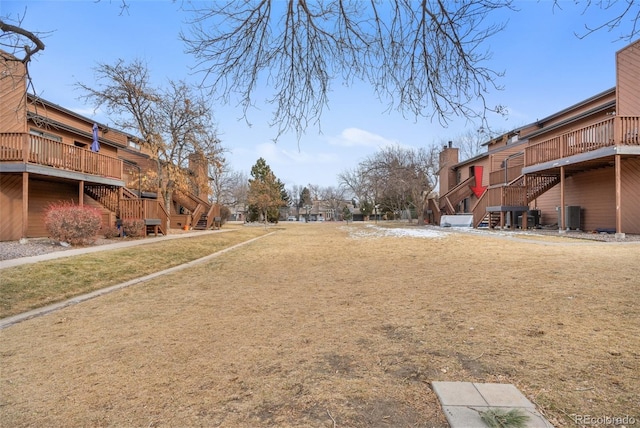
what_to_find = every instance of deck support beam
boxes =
[522,174,528,230]
[615,154,625,238]
[559,166,566,233]
[21,172,29,239]
[78,180,84,206]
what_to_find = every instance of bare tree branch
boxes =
[0,18,45,64]
[181,1,514,140]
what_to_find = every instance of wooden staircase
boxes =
[86,185,169,235]
[173,190,220,230]
[475,211,501,229]
[470,173,561,228]
[510,174,560,203]
[439,176,475,214]
[84,184,120,213]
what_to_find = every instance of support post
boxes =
[79,180,84,206]
[559,166,566,233]
[22,172,29,239]
[522,174,528,230]
[615,154,625,238]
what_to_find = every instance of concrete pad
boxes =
[431,381,488,407]
[432,382,555,428]
[473,382,535,408]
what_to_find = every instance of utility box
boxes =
[557,206,581,230]
[529,209,541,227]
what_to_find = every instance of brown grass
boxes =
[0,222,638,427]
[0,226,269,318]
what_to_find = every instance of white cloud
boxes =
[328,127,398,148]
[256,143,339,165]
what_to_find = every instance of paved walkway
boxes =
[432,381,554,427]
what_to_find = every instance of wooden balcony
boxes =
[0,133,123,180]
[524,116,640,168]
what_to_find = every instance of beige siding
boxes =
[0,174,24,241]
[616,40,640,116]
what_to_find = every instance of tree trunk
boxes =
[163,188,172,231]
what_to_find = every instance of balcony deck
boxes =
[522,116,640,175]
[0,133,124,185]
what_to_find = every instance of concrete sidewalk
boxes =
[432,382,553,427]
[0,230,228,270]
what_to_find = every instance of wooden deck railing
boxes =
[486,186,527,207]
[471,189,489,227]
[205,204,221,229]
[119,199,169,235]
[524,116,640,167]
[0,132,123,179]
[489,164,523,186]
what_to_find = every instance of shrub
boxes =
[122,219,145,237]
[219,205,231,225]
[102,225,121,239]
[44,202,103,245]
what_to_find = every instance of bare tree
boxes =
[76,59,221,228]
[288,184,302,217]
[338,165,380,219]
[556,0,640,41]
[222,169,249,219]
[0,17,45,65]
[1,15,47,119]
[361,145,440,223]
[209,157,237,205]
[319,186,347,220]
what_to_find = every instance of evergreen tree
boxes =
[247,158,285,224]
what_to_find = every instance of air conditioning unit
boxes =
[556,206,581,230]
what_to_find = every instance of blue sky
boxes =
[2,1,633,188]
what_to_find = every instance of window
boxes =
[29,128,62,142]
[128,139,141,150]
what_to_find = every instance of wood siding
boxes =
[532,161,640,234]
[0,174,24,241]
[27,179,80,238]
[616,40,640,116]
[621,158,640,233]
[438,146,459,194]
[0,55,27,133]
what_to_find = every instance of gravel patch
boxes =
[0,237,122,261]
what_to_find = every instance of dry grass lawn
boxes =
[1,222,638,427]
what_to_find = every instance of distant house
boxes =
[431,40,640,237]
[0,51,220,241]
